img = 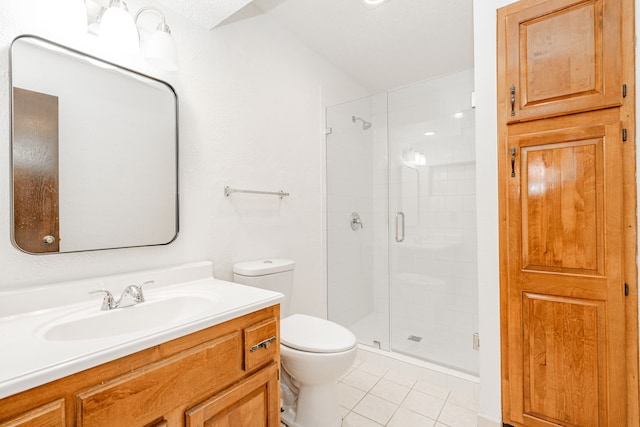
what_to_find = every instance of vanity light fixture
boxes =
[98,0,139,55]
[95,1,178,71]
[135,6,178,72]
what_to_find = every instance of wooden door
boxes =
[503,0,622,123]
[12,87,60,253]
[504,116,626,426]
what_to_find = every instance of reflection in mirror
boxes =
[11,35,178,254]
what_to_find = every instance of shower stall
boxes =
[326,69,478,375]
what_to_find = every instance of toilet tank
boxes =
[233,259,295,316]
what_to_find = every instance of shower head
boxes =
[352,115,372,130]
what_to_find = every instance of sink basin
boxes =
[40,293,219,341]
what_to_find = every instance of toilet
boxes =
[233,259,357,427]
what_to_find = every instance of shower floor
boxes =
[348,311,479,376]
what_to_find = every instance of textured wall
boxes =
[0,0,369,318]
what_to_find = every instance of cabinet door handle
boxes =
[250,336,277,352]
[510,85,516,116]
[395,212,405,243]
[510,146,516,177]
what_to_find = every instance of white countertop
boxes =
[0,261,283,399]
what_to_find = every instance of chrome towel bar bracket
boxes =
[224,186,289,199]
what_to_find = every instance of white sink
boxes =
[39,293,219,341]
[0,261,284,400]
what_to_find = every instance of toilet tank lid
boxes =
[233,259,295,276]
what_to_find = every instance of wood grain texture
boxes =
[185,363,279,427]
[523,294,602,426]
[0,399,65,427]
[504,0,622,123]
[76,333,243,426]
[498,0,637,425]
[0,305,280,427]
[12,87,59,253]
[619,0,640,424]
[244,318,278,372]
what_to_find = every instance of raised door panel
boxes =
[522,294,604,426]
[0,399,65,427]
[185,363,280,427]
[505,121,626,426]
[76,332,243,427]
[503,0,622,123]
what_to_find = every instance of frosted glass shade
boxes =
[145,29,178,71]
[99,5,139,55]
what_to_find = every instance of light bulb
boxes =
[99,2,139,55]
[144,27,178,71]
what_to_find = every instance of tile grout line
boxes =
[340,367,387,426]
[339,364,478,427]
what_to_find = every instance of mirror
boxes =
[10,35,178,254]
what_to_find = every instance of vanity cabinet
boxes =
[0,306,280,427]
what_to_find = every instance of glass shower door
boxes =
[326,94,390,350]
[387,70,479,375]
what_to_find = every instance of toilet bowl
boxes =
[233,259,357,427]
[280,314,357,427]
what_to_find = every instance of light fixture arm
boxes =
[134,6,171,33]
[109,0,129,11]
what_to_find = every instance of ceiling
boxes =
[248,0,474,93]
[108,0,474,94]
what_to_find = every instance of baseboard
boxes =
[477,413,502,427]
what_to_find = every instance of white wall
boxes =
[473,0,513,424]
[0,1,369,320]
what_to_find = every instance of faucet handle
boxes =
[134,280,154,303]
[89,289,115,310]
[140,280,154,290]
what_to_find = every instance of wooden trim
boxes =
[620,0,639,424]
[497,4,512,422]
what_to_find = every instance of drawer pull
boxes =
[249,336,277,352]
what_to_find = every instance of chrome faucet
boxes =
[90,280,154,310]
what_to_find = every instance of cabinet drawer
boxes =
[185,362,280,427]
[76,332,243,427]
[0,399,65,427]
[244,318,278,371]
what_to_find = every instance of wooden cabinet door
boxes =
[504,119,626,426]
[76,332,243,427]
[185,363,280,427]
[502,0,622,123]
[0,399,64,427]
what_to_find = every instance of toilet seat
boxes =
[281,314,356,353]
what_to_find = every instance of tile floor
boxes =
[338,359,478,427]
[282,358,479,427]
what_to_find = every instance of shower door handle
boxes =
[395,212,405,242]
